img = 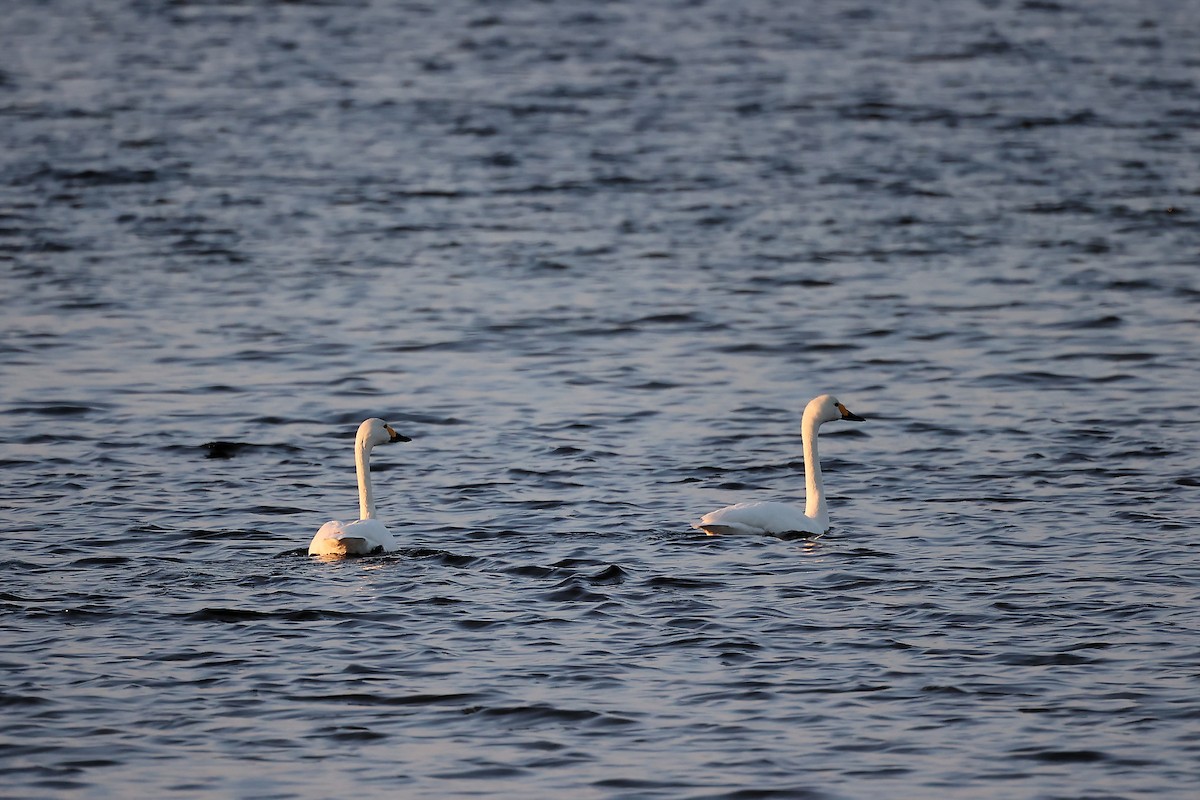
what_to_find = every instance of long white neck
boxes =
[355,437,377,520]
[802,412,829,529]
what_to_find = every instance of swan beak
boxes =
[384,425,411,443]
[837,403,865,422]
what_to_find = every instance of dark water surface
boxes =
[2,0,1199,797]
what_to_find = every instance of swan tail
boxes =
[309,535,383,557]
[308,520,386,557]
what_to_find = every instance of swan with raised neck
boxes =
[694,394,865,536]
[309,418,410,557]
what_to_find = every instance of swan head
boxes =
[806,394,866,425]
[357,417,412,448]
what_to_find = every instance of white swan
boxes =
[309,418,411,557]
[694,394,865,536]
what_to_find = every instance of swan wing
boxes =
[308,518,397,556]
[694,501,822,536]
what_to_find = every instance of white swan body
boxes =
[694,394,864,536]
[309,418,410,557]
[310,518,396,558]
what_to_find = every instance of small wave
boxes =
[303,692,480,707]
[183,607,356,623]
[995,651,1100,667]
[644,575,724,590]
[1011,748,1108,763]
[17,166,160,186]
[164,441,305,460]
[0,692,53,708]
[588,564,627,585]
[464,703,628,727]
[4,404,102,417]
[1048,313,1123,329]
[312,725,389,742]
[539,580,611,603]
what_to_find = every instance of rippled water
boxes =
[2,0,1199,797]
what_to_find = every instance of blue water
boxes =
[2,0,1199,797]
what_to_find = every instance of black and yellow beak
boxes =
[836,402,865,422]
[384,424,411,443]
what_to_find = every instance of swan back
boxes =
[695,501,821,536]
[310,518,397,557]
